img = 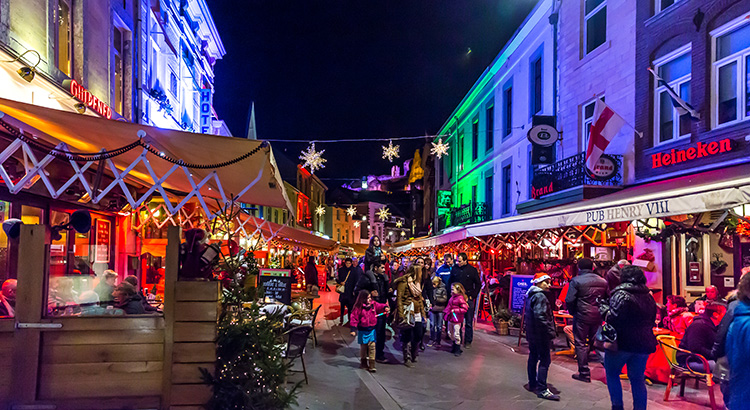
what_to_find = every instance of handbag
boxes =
[336,270,350,294]
[594,310,618,352]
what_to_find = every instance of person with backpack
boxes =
[428,275,448,347]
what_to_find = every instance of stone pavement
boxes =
[290,288,722,410]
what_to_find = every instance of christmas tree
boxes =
[201,201,299,409]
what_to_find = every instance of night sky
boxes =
[211,0,538,182]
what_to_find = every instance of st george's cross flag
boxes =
[586,99,626,175]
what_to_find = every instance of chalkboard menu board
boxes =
[509,275,534,314]
[259,269,292,305]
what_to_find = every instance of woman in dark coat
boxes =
[337,258,360,325]
[304,256,319,291]
[364,236,384,273]
[600,265,657,410]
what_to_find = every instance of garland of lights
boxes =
[0,118,268,169]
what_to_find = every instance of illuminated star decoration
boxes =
[396,220,403,228]
[382,140,400,162]
[315,205,326,216]
[353,221,361,228]
[299,142,327,174]
[430,138,450,159]
[377,206,391,221]
[346,205,357,217]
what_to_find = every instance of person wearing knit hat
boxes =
[524,272,560,401]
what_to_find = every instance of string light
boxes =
[431,138,450,159]
[315,205,325,216]
[353,221,360,228]
[299,142,326,173]
[382,140,400,162]
[377,206,391,221]
[396,220,403,228]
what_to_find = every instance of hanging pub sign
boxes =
[258,268,292,305]
[62,79,113,119]
[527,124,559,147]
[531,173,555,199]
[586,154,619,181]
[93,219,111,263]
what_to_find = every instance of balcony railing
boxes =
[437,201,489,231]
[533,152,622,194]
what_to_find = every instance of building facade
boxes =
[136,0,230,135]
[435,0,555,230]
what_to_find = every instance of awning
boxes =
[0,98,293,218]
[234,213,338,252]
[467,163,750,237]
[411,230,468,249]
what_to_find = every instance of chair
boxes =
[657,335,718,410]
[288,305,320,347]
[281,325,313,384]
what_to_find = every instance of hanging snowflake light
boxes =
[377,206,391,221]
[299,142,326,173]
[315,205,326,216]
[382,140,400,162]
[430,138,450,159]
[396,220,403,228]
[353,221,361,228]
[346,205,357,217]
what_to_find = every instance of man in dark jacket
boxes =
[449,252,482,347]
[566,258,609,382]
[524,273,560,401]
[677,303,721,371]
[605,260,629,292]
[337,258,360,325]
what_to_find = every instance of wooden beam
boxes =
[162,226,181,407]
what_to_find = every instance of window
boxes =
[458,132,465,172]
[584,0,607,54]
[485,174,493,218]
[654,47,692,143]
[336,209,340,221]
[503,81,513,137]
[655,0,675,14]
[502,164,512,215]
[55,0,73,76]
[471,185,477,204]
[530,53,543,116]
[471,119,479,161]
[485,105,494,151]
[582,96,604,153]
[113,26,126,115]
[712,19,750,127]
[170,70,178,97]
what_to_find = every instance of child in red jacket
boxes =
[350,290,389,372]
[444,283,469,356]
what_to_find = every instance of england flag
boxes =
[585,100,626,175]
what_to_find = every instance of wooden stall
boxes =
[1,225,218,410]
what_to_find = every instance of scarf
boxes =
[408,281,422,298]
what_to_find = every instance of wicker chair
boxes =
[657,335,718,410]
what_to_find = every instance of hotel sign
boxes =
[651,138,733,168]
[62,79,113,119]
[199,89,213,134]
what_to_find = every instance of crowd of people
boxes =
[332,237,750,409]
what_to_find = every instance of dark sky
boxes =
[211,0,538,182]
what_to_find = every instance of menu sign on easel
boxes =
[259,269,292,305]
[93,219,111,263]
[509,274,534,314]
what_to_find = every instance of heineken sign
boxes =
[651,138,733,168]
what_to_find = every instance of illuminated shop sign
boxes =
[651,138,733,168]
[199,89,213,134]
[62,79,113,119]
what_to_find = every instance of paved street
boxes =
[290,288,723,410]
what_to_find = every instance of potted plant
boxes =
[492,307,513,335]
[711,253,728,276]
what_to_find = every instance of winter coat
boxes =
[565,269,609,324]
[435,264,453,289]
[524,286,556,345]
[444,293,469,323]
[355,269,378,294]
[449,263,481,300]
[393,275,425,328]
[304,262,319,288]
[677,314,716,366]
[602,283,657,354]
[337,266,361,304]
[364,247,382,272]
[665,307,694,336]
[726,300,750,410]
[350,301,387,331]
[712,299,738,359]
[116,294,147,315]
[431,282,448,313]
[94,281,115,304]
[605,265,622,291]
